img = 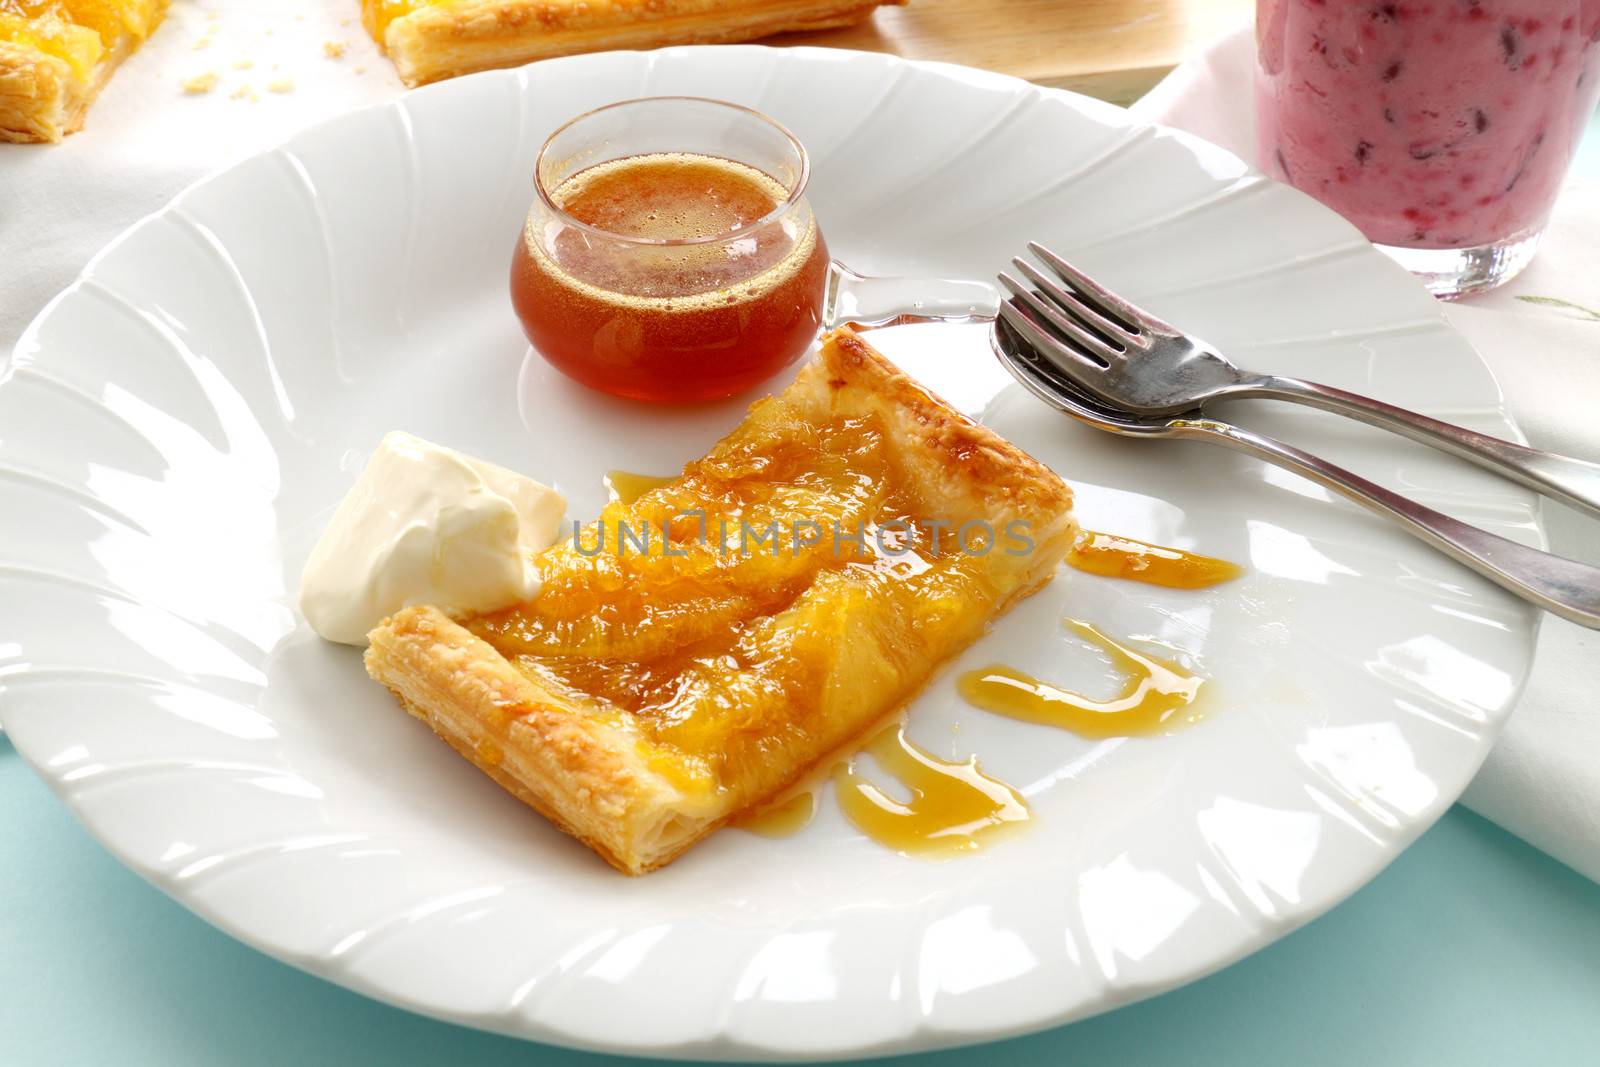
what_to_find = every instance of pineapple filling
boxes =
[469,411,1013,788]
[0,1,158,80]
[362,0,426,41]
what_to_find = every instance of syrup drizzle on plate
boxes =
[733,727,1030,850]
[1066,530,1243,589]
[832,724,1029,854]
[959,619,1205,738]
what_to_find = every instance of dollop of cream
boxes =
[299,431,566,645]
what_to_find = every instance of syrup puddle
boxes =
[734,725,1029,852]
[960,619,1204,739]
[1066,530,1243,589]
[832,724,1029,854]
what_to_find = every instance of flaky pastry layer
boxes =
[363,0,903,87]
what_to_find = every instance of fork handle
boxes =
[1243,374,1600,518]
[1171,416,1600,628]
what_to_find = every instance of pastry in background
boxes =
[362,0,903,87]
[0,0,167,143]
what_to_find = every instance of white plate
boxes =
[0,46,1541,1059]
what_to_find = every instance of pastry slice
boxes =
[0,0,167,143]
[361,0,904,87]
[365,327,1075,874]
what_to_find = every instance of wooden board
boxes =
[775,0,1252,105]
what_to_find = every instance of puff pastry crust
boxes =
[362,0,904,87]
[0,1,167,143]
[365,327,1076,874]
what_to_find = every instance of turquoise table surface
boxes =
[5,107,1600,1067]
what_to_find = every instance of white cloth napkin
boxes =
[1133,26,1600,884]
[4,7,1598,881]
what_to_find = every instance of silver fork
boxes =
[991,317,1600,628]
[997,242,1600,518]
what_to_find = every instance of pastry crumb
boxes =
[340,17,351,27]
[323,40,347,59]
[267,78,295,94]
[232,59,254,70]
[181,72,220,95]
[193,36,212,51]
[230,85,258,102]
[354,66,367,74]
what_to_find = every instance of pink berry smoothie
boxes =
[1256,0,1600,249]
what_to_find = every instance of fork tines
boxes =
[997,243,1146,374]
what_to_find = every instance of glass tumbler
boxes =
[1256,1,1600,298]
